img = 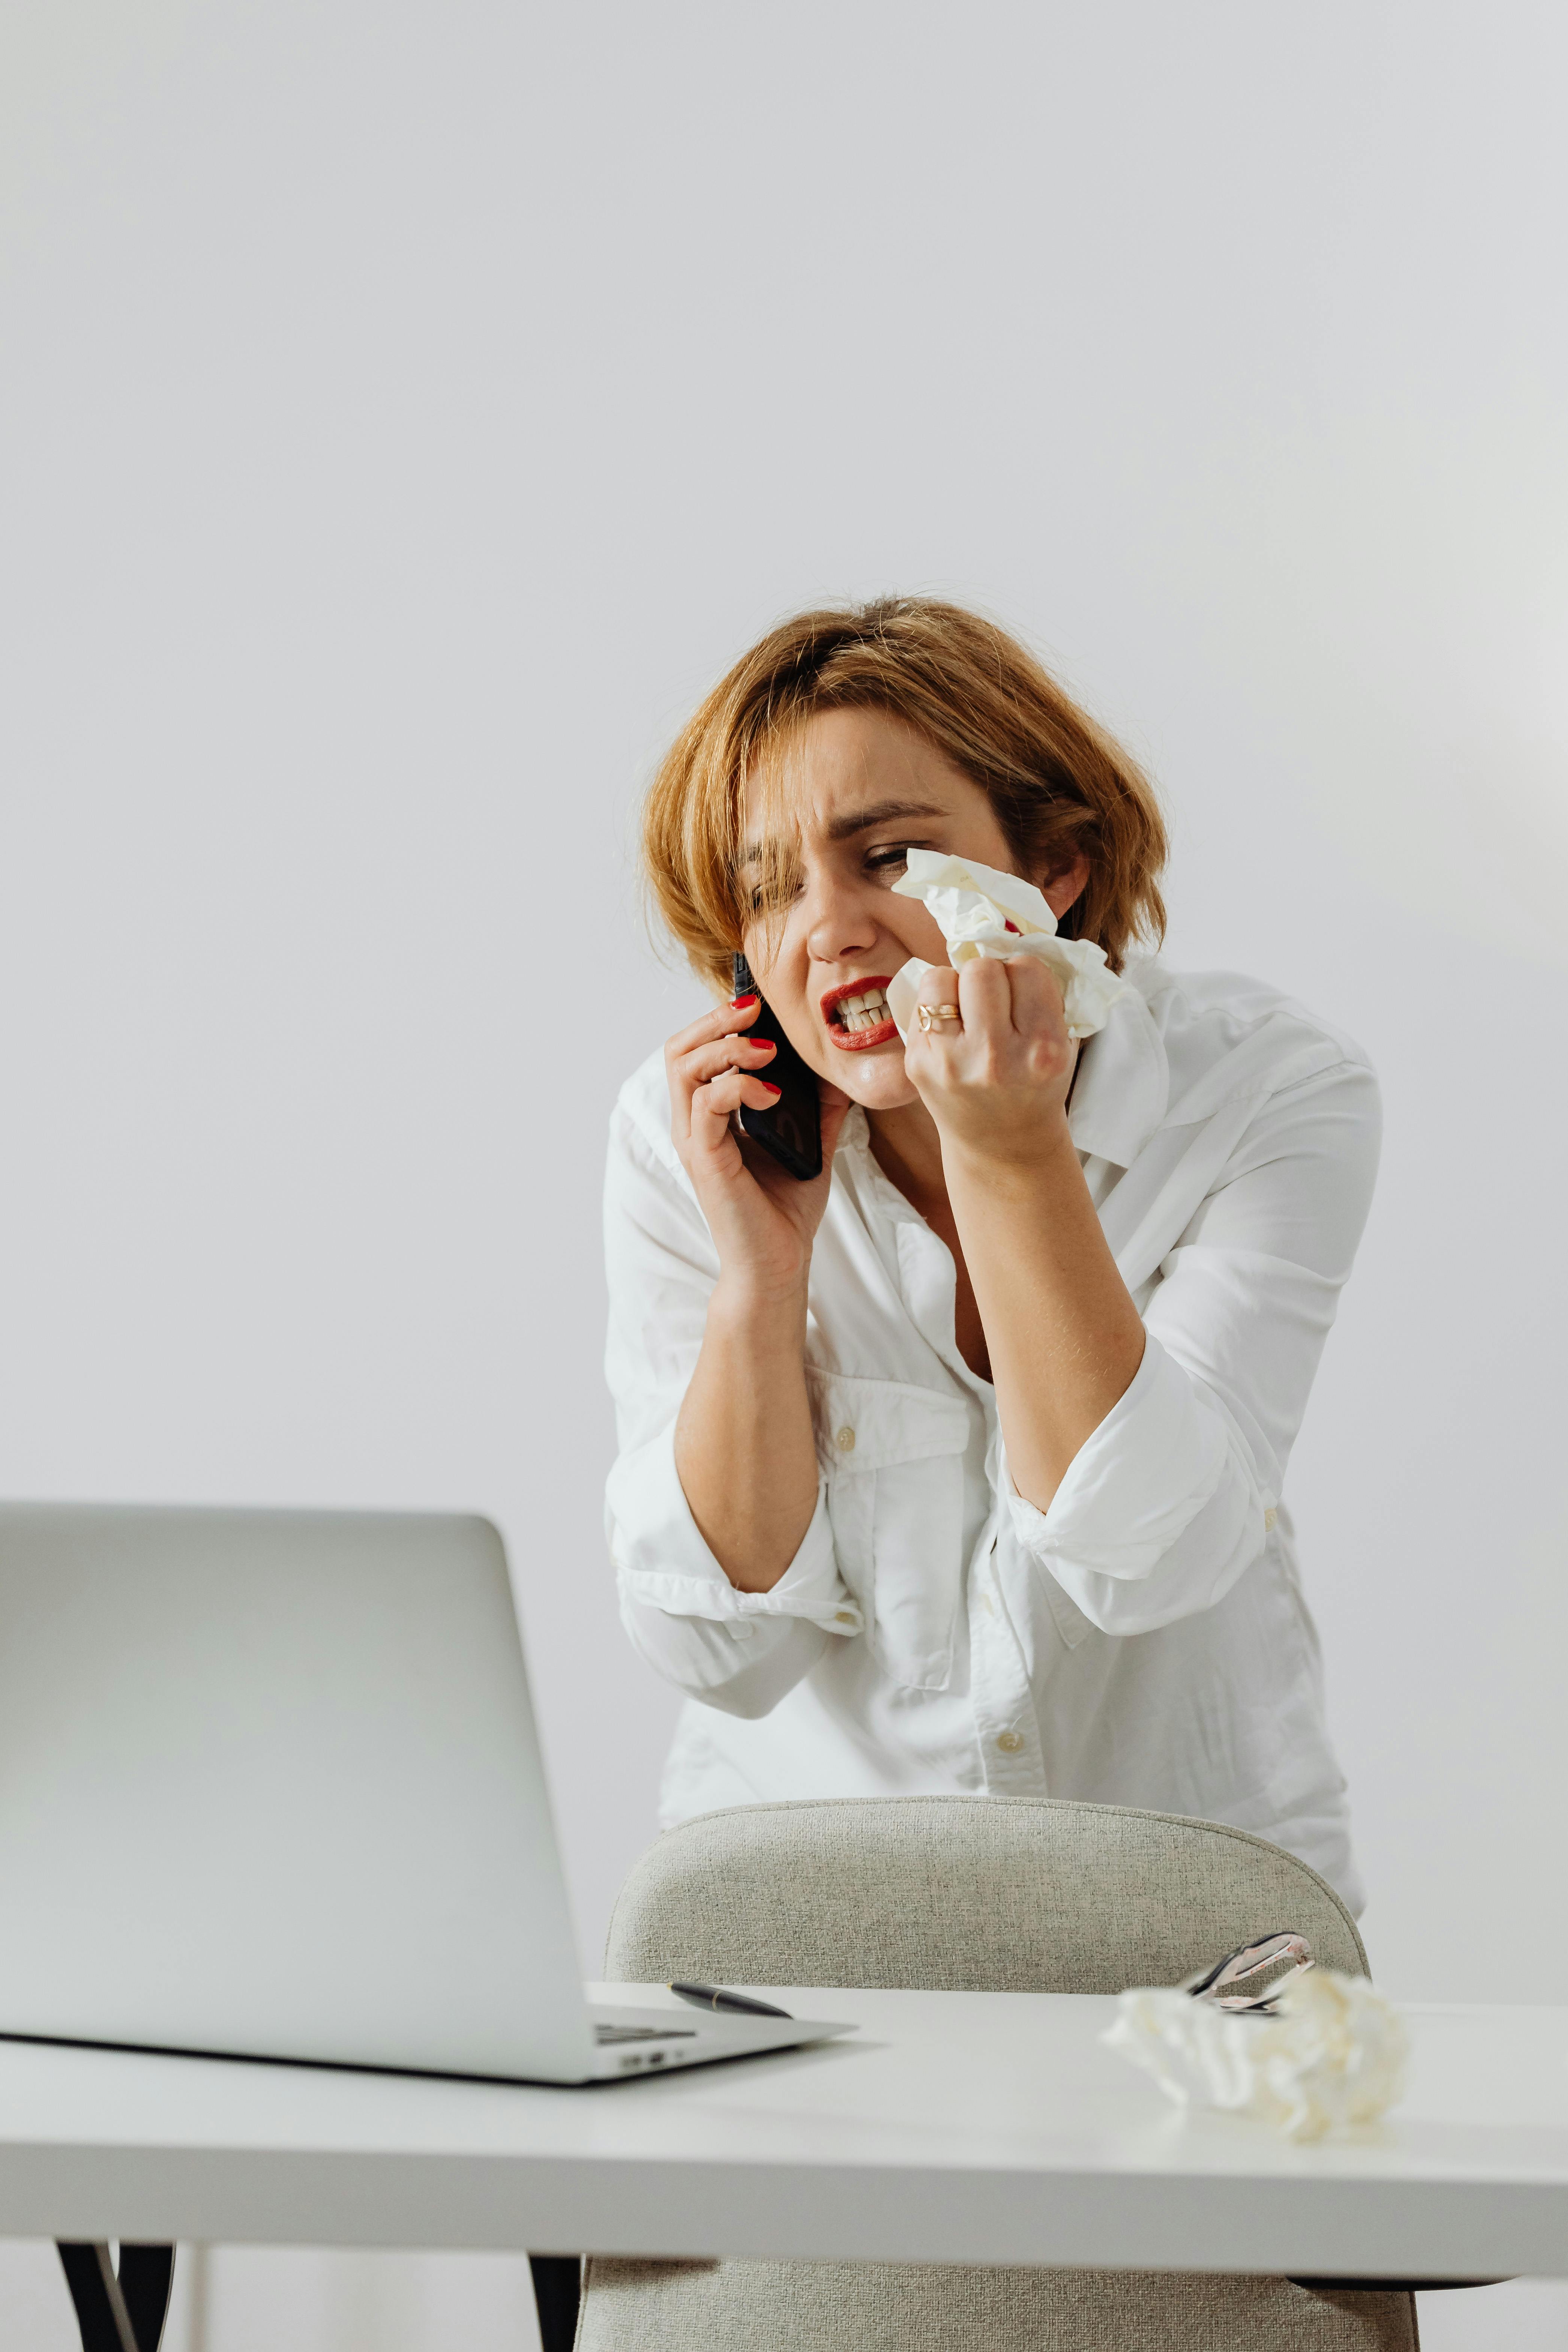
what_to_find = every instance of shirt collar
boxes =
[1067,962,1169,1169]
[840,1103,873,1155]
[836,960,1169,1176]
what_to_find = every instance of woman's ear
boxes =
[1041,853,1090,922]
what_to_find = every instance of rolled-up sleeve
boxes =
[1006,1056,1381,1635]
[603,1087,861,1715]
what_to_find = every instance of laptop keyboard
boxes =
[594,2023,698,2044]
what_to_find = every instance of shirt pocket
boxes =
[806,1369,970,1692]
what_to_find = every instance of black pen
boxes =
[668,1980,793,2019]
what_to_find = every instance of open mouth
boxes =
[821,976,900,1052]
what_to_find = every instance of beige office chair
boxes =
[577,1795,1417,2352]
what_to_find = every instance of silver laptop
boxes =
[0,1503,853,2083]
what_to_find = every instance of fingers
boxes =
[917,967,961,1015]
[911,957,1001,1045]
[666,992,760,1064]
[956,954,1030,1031]
[909,966,961,1040]
[904,955,1070,1089]
[993,953,1064,1034]
[678,1037,777,1148]
[665,994,774,1148]
[687,1066,782,1158]
[681,1032,778,1087]
[913,957,1035,1029]
[698,1068,782,1116]
[947,954,1062,1037]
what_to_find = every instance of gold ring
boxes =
[916,1002,962,1031]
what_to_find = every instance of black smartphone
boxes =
[731,952,823,1181]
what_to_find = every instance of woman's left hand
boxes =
[903,953,1077,1166]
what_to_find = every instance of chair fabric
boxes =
[580,2259,1413,2351]
[600,1794,1369,1990]
[578,1796,1414,2352]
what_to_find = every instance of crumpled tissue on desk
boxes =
[1103,1970,1410,2143]
[884,850,1134,1042]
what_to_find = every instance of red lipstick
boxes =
[819,975,900,1053]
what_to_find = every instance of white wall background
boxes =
[1,1,1565,2344]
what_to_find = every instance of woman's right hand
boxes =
[665,992,850,1303]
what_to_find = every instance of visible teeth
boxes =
[835,989,889,1033]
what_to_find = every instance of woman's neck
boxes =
[865,1097,949,1220]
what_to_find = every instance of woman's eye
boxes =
[747,875,804,912]
[866,845,912,878]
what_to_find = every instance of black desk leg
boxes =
[529,2252,582,2352]
[58,2243,175,2352]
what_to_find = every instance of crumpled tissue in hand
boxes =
[1101,1969,1410,2143]
[883,850,1134,1043]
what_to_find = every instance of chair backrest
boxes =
[604,1795,1367,1992]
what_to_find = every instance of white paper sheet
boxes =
[883,849,1134,1042]
[1102,1969,1410,2143]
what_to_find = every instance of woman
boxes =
[604,598,1378,1907]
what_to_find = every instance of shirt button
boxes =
[835,1609,857,1625]
[835,1426,856,1452]
[1264,1506,1278,1531]
[996,1730,1024,1754]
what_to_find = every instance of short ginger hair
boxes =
[642,596,1168,995]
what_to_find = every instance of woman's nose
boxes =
[803,867,880,967]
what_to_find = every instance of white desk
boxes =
[4,1988,1568,2282]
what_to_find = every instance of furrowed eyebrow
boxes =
[738,798,946,867]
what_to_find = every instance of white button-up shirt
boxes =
[604,961,1380,1910]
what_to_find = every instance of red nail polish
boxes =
[760,1080,781,1096]
[749,1036,776,1051]
[731,992,758,1009]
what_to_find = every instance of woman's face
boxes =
[740,707,1088,1113]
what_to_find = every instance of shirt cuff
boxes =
[605,1421,864,1636]
[1004,1332,1265,1583]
